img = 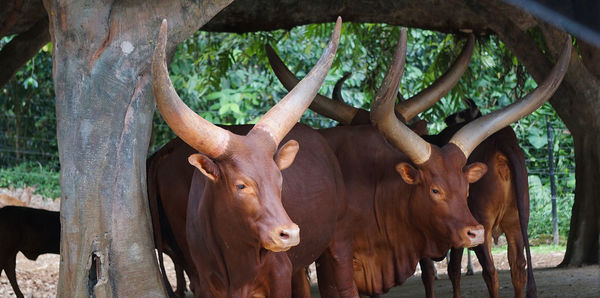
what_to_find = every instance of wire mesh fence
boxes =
[0,105,575,240]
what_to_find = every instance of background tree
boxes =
[41,0,232,296]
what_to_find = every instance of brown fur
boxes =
[148,123,357,297]
[421,124,535,298]
[317,125,486,296]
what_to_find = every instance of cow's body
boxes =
[0,206,60,298]
[148,19,354,297]
[316,125,484,296]
[148,124,356,297]
[420,120,534,298]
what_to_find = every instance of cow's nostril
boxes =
[467,230,476,238]
[280,231,289,240]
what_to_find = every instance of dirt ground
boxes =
[0,188,598,297]
[2,246,598,297]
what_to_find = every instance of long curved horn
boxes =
[449,36,572,159]
[371,28,433,165]
[395,34,475,122]
[333,72,352,102]
[152,19,231,158]
[253,17,342,146]
[266,44,359,125]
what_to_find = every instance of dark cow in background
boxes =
[0,206,60,298]
[149,18,359,297]
[444,98,482,127]
[419,99,537,298]
[269,30,571,297]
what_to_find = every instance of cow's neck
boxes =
[196,188,264,294]
[377,180,423,282]
[352,160,446,295]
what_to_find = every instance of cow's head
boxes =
[370,30,571,250]
[151,19,341,252]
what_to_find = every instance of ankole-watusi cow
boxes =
[268,30,571,296]
[0,206,60,298]
[149,18,359,297]
[419,100,538,298]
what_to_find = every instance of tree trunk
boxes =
[42,0,232,296]
[562,125,600,265]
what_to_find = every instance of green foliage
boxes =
[1,23,576,242]
[0,37,57,170]
[491,243,566,255]
[0,162,61,198]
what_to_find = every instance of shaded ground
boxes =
[3,248,599,297]
[0,188,597,297]
[313,265,599,297]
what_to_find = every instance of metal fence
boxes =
[0,107,575,241]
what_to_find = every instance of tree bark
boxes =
[42,0,232,296]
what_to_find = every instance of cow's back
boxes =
[0,206,60,259]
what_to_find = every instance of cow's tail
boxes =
[505,131,537,297]
[147,155,175,296]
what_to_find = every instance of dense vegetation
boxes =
[0,23,574,241]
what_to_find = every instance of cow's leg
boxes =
[473,240,498,298]
[466,248,474,275]
[315,254,338,298]
[173,258,187,297]
[5,254,24,298]
[268,255,293,298]
[327,237,359,297]
[291,267,311,298]
[448,248,464,298]
[502,213,527,298]
[419,258,435,298]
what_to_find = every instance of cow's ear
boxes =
[396,162,420,184]
[275,140,299,170]
[464,162,488,183]
[188,153,219,182]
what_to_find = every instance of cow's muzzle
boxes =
[263,224,300,252]
[461,225,484,248]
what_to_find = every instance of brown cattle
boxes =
[150,19,358,297]
[0,206,60,298]
[270,30,571,296]
[419,102,536,298]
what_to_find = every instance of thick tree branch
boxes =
[0,0,47,37]
[0,0,24,37]
[203,0,494,35]
[0,17,49,88]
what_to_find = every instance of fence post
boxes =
[546,118,559,245]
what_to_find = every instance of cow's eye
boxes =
[432,189,440,194]
[236,184,246,190]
